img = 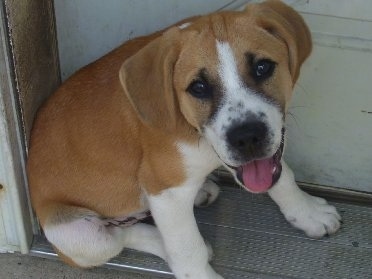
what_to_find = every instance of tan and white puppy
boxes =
[27,1,341,278]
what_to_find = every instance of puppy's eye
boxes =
[253,59,276,80]
[187,80,213,99]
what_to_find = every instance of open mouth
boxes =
[228,129,285,193]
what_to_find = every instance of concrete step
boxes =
[30,183,372,279]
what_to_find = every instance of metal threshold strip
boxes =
[30,181,372,279]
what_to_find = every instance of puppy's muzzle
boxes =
[225,120,284,194]
[226,120,268,160]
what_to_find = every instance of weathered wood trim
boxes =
[0,0,60,252]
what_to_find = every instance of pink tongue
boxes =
[242,157,274,193]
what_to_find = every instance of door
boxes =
[54,0,251,80]
[282,0,372,192]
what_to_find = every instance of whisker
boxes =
[288,105,307,110]
[287,111,301,129]
[295,82,311,96]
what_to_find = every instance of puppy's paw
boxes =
[194,179,220,207]
[281,192,342,238]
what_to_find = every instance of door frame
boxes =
[0,0,60,253]
[0,3,33,253]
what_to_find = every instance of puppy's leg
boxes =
[268,161,342,238]
[148,180,223,279]
[194,177,220,207]
[124,223,167,260]
[43,205,166,267]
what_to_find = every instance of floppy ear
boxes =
[119,28,181,130]
[246,0,312,84]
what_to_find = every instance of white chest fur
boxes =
[177,138,221,182]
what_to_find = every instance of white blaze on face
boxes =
[178,22,192,29]
[204,41,283,166]
[216,41,242,92]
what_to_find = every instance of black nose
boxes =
[226,121,268,155]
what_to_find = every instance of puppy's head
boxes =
[120,0,311,193]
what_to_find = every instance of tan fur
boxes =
[246,0,312,85]
[27,1,311,265]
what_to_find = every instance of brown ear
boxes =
[246,0,312,83]
[119,28,181,130]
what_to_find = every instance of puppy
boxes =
[27,1,341,278]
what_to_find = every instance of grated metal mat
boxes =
[30,186,372,279]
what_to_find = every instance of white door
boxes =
[282,0,372,192]
[54,0,372,193]
[54,0,250,80]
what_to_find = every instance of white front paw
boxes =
[281,192,342,238]
[194,179,220,207]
